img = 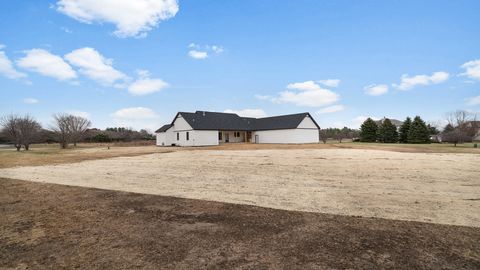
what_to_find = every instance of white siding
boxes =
[156,133,166,146]
[174,115,193,131]
[297,115,318,129]
[156,127,175,146]
[253,129,319,144]
[193,130,219,146]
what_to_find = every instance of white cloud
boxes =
[466,96,480,106]
[23,98,38,104]
[110,107,160,130]
[460,59,480,80]
[351,115,380,129]
[316,105,345,114]
[223,109,267,118]
[318,79,340,88]
[61,27,73,33]
[211,45,224,54]
[188,50,208,60]
[0,44,5,50]
[0,51,27,79]
[64,47,127,86]
[364,84,388,96]
[67,110,90,118]
[270,80,340,107]
[17,49,77,81]
[56,0,179,38]
[393,71,449,90]
[111,107,158,120]
[128,70,168,95]
[188,44,224,59]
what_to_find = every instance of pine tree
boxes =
[360,118,378,142]
[443,123,455,133]
[407,116,430,143]
[378,118,398,143]
[398,117,411,143]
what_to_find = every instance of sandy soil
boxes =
[1,148,479,227]
[1,178,479,269]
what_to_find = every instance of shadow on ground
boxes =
[1,178,479,269]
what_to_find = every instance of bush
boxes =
[91,133,111,143]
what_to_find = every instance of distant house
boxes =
[375,117,403,129]
[155,111,320,146]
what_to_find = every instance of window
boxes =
[186,132,189,141]
[218,132,222,140]
[177,133,179,141]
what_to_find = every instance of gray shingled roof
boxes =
[155,124,173,133]
[156,111,319,132]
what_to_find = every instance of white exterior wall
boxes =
[253,128,319,144]
[297,116,318,129]
[156,133,166,146]
[156,127,175,146]
[192,130,219,146]
[157,114,219,147]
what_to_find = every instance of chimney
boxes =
[203,111,206,117]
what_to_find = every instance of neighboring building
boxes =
[375,117,403,129]
[155,111,320,146]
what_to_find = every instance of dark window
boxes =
[218,132,222,140]
[177,133,179,141]
[186,132,189,141]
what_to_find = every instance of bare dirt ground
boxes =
[1,178,479,269]
[1,142,478,169]
[1,148,479,227]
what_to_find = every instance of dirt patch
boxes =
[1,149,479,227]
[1,178,479,269]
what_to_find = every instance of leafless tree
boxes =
[0,114,41,151]
[442,130,471,146]
[67,115,91,146]
[17,115,41,150]
[51,114,71,149]
[1,114,22,151]
[446,110,470,127]
[445,110,479,139]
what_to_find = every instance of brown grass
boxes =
[0,144,168,169]
[0,141,478,169]
[1,178,479,269]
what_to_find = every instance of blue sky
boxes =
[1,0,479,131]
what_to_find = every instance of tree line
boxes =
[319,127,359,143]
[0,114,154,151]
[358,110,478,145]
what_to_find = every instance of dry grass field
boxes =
[1,142,479,269]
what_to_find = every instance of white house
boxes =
[155,111,320,146]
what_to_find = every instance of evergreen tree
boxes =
[377,118,398,143]
[360,118,378,142]
[398,117,411,143]
[443,123,455,133]
[427,124,439,135]
[407,116,430,143]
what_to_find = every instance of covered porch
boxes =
[218,131,253,143]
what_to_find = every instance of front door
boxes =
[255,135,259,144]
[225,132,229,143]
